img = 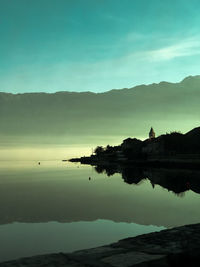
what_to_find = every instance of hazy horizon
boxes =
[1,75,200,151]
[0,74,199,95]
[1,1,200,264]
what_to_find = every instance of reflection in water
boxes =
[1,154,200,262]
[0,160,200,228]
[0,220,164,262]
[94,164,200,196]
[0,159,166,262]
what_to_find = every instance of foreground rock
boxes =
[1,223,200,266]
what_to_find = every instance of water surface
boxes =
[0,148,200,262]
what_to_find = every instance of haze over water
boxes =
[1,144,200,262]
[1,0,200,263]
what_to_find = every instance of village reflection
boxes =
[0,160,200,227]
[94,164,200,196]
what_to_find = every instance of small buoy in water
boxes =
[89,177,91,180]
[38,162,41,165]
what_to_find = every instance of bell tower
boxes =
[149,127,155,139]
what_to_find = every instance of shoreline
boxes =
[1,223,200,266]
[68,156,200,169]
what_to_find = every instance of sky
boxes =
[1,0,200,93]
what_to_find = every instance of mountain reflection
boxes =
[94,164,200,196]
[1,161,200,227]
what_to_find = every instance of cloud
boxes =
[2,34,200,93]
[145,37,200,61]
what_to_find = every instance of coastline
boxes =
[67,126,200,170]
[68,156,200,169]
[1,223,200,266]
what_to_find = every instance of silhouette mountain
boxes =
[1,75,200,143]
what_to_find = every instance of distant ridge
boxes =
[1,75,200,95]
[0,75,200,142]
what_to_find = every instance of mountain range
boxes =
[1,75,200,145]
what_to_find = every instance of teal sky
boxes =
[1,0,200,93]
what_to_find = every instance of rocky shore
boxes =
[1,223,200,266]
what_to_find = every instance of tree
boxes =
[94,146,104,155]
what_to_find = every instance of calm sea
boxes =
[0,146,200,262]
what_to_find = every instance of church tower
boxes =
[149,127,155,139]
